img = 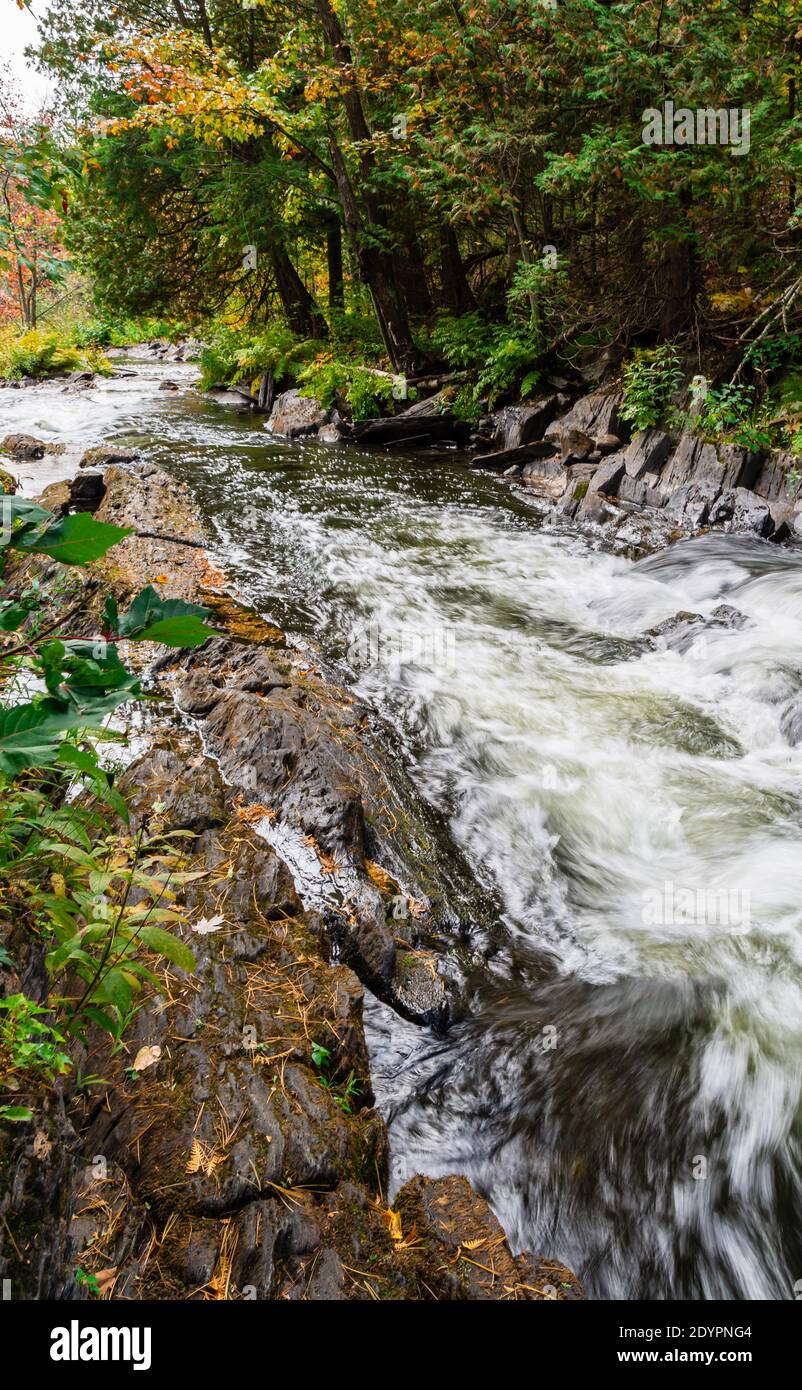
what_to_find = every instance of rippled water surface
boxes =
[4,363,802,1298]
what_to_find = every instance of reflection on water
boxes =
[3,366,802,1298]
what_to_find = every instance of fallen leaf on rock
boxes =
[33,1131,52,1159]
[192,914,225,935]
[132,1045,162,1073]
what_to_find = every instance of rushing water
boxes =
[4,361,802,1299]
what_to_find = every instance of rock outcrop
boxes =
[0,461,583,1303]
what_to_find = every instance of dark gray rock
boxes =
[708,488,775,538]
[79,446,138,469]
[661,434,759,495]
[521,457,570,500]
[493,396,558,451]
[1,433,64,461]
[580,452,626,503]
[617,472,665,509]
[559,427,596,462]
[623,429,673,479]
[665,480,720,530]
[544,388,628,445]
[661,434,723,492]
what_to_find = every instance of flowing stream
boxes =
[3,360,802,1300]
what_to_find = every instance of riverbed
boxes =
[3,358,801,1299]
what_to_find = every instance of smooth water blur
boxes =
[4,366,802,1298]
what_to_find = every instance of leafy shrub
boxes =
[0,330,85,380]
[620,343,684,431]
[427,313,540,418]
[199,324,321,392]
[0,498,217,1119]
[297,356,396,420]
[697,382,773,451]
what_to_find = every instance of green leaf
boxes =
[136,924,196,973]
[0,1106,34,1123]
[93,968,132,1016]
[15,514,133,565]
[57,743,104,777]
[0,497,52,540]
[0,702,72,775]
[0,603,27,632]
[116,588,213,644]
[136,615,217,647]
[76,1006,120,1040]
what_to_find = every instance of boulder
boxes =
[556,463,598,516]
[751,451,801,530]
[61,370,95,394]
[623,429,673,479]
[617,472,665,509]
[661,434,759,495]
[559,427,596,462]
[79,446,138,469]
[66,472,106,514]
[266,388,330,438]
[544,388,628,445]
[581,452,626,502]
[492,396,559,451]
[1,433,64,461]
[660,434,722,492]
[520,457,569,500]
[708,488,775,538]
[664,480,720,531]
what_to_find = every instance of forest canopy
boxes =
[2,1,802,398]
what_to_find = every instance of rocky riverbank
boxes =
[0,458,583,1301]
[259,380,802,558]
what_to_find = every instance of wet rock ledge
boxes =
[0,462,583,1301]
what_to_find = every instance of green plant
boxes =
[620,343,684,432]
[297,356,396,420]
[0,502,217,1116]
[75,1268,101,1296]
[311,1041,361,1113]
[199,324,321,392]
[427,313,541,418]
[0,330,85,381]
[698,383,774,451]
[0,994,71,1096]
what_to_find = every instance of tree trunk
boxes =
[328,134,425,373]
[396,225,433,319]
[657,190,699,340]
[439,224,476,314]
[326,218,344,312]
[314,0,426,372]
[269,244,328,340]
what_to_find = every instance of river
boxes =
[3,357,802,1300]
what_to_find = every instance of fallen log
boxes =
[351,415,470,446]
[470,440,559,471]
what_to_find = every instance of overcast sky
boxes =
[3,2,56,111]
